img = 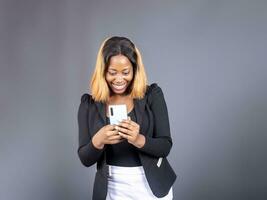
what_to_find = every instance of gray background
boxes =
[1,0,266,199]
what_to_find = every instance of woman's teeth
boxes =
[112,84,126,90]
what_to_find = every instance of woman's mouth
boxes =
[112,83,127,91]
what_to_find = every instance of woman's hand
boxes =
[117,117,145,148]
[92,125,124,149]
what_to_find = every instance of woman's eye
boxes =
[108,71,116,76]
[123,72,129,75]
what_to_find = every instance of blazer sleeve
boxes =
[138,84,173,157]
[77,94,105,167]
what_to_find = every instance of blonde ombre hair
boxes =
[90,36,148,102]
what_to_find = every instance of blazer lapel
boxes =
[95,101,106,124]
[134,96,147,126]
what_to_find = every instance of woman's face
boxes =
[105,54,134,95]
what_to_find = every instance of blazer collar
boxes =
[95,97,147,125]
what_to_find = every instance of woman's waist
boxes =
[107,165,145,175]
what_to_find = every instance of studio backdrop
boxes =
[1,0,266,199]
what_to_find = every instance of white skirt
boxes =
[106,165,173,200]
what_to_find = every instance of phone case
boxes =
[108,104,127,125]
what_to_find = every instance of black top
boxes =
[106,108,142,166]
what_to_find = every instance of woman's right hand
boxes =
[92,125,124,149]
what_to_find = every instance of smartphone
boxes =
[108,104,128,125]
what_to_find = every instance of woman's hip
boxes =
[106,165,173,200]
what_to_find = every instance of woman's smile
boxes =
[112,83,127,91]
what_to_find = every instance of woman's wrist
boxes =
[92,134,104,149]
[135,134,146,148]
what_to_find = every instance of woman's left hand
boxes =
[117,117,145,148]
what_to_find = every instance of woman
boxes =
[78,36,176,200]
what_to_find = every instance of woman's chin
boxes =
[112,89,126,95]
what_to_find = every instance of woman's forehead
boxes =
[108,55,132,70]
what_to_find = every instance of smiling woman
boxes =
[78,36,176,200]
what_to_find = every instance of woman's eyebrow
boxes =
[108,66,131,70]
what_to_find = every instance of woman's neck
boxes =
[108,94,132,104]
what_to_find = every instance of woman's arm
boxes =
[138,84,173,158]
[77,94,105,167]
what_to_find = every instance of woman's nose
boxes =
[115,74,123,81]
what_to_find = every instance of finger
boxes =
[108,138,125,144]
[121,119,137,127]
[106,130,118,136]
[129,120,138,127]
[119,132,132,140]
[127,119,139,127]
[121,119,131,124]
[106,124,115,130]
[118,121,131,129]
[117,127,132,135]
[108,134,123,140]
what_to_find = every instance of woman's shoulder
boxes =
[145,83,165,105]
[146,83,163,96]
[80,93,93,105]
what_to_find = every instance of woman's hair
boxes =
[90,36,148,102]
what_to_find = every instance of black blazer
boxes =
[78,83,176,199]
